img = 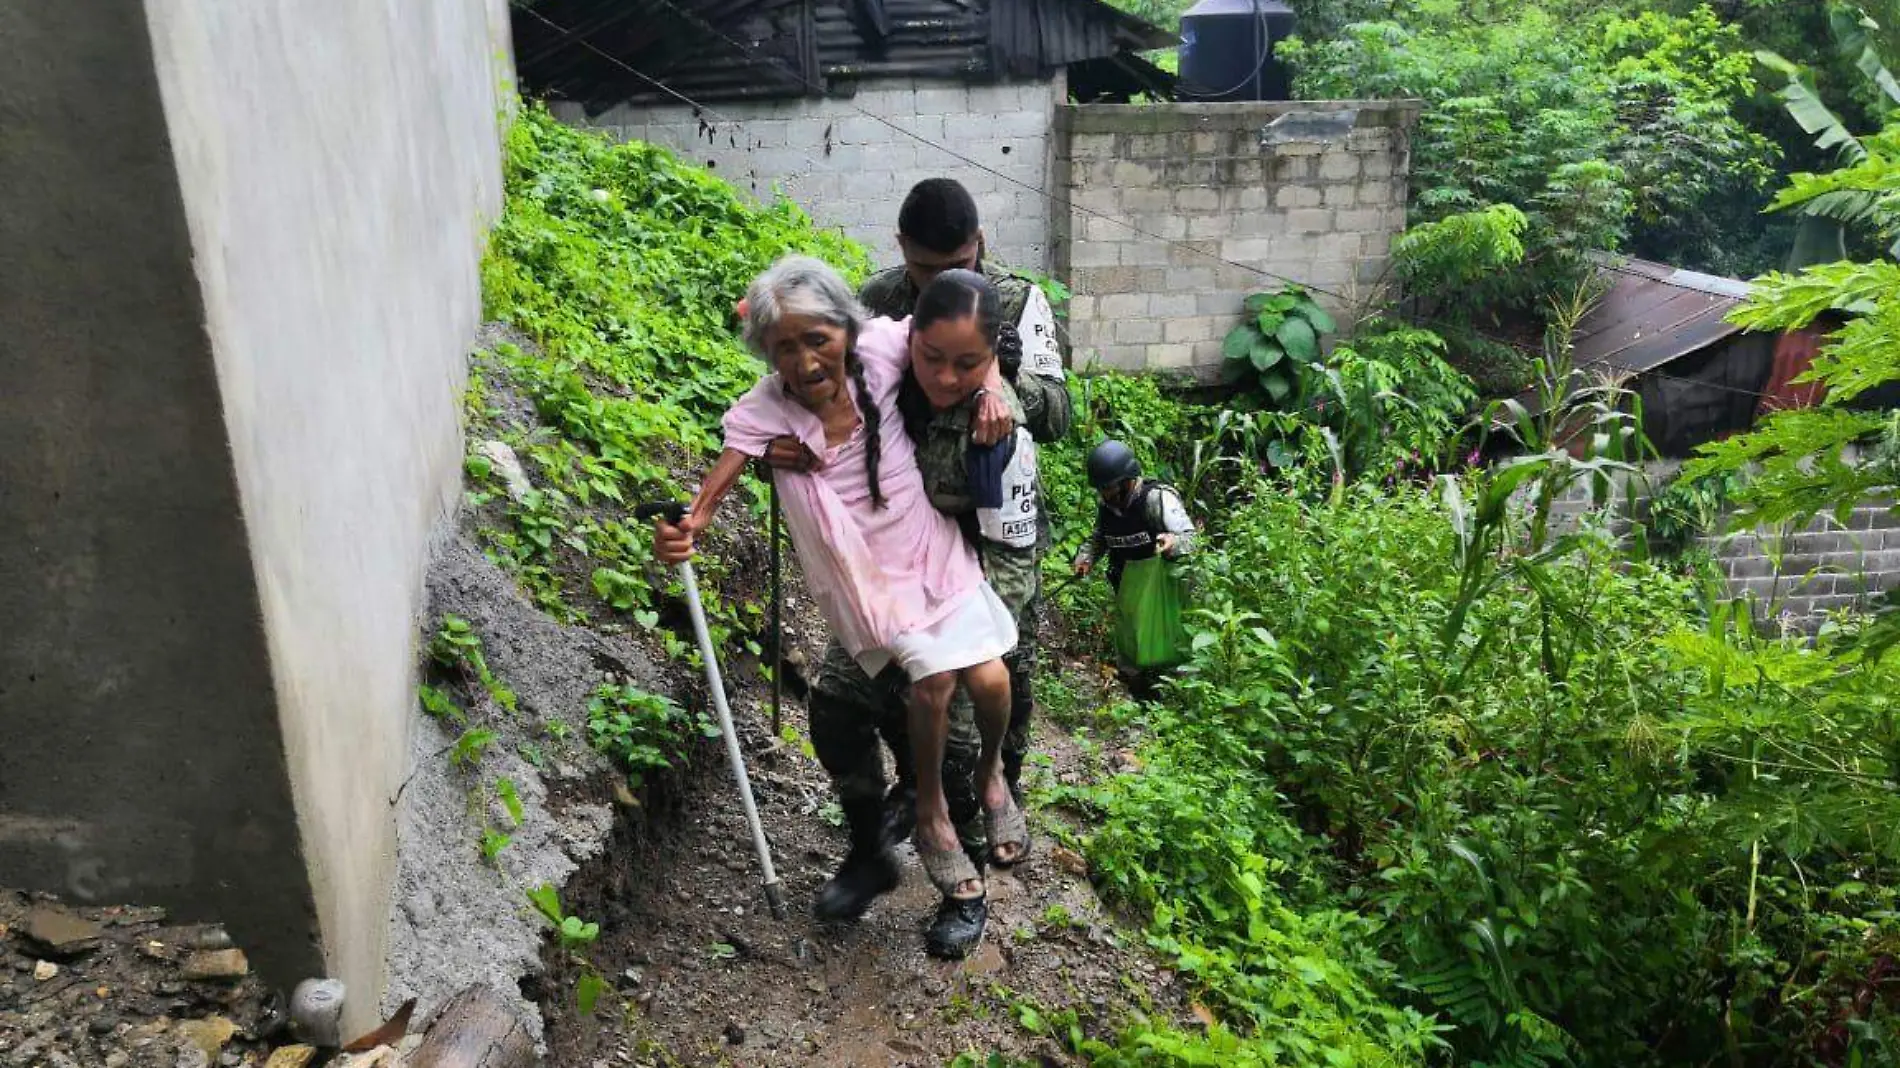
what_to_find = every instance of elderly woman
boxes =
[652,255,1027,957]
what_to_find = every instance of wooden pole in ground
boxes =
[770,476,782,736]
[405,985,536,1068]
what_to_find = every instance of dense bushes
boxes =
[1045,421,1900,1064]
[1046,111,1900,1051]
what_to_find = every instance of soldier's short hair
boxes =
[898,179,981,254]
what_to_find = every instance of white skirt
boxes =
[855,581,1018,681]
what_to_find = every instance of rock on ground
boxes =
[0,891,293,1067]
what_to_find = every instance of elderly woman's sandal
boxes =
[985,792,1032,869]
[919,845,987,959]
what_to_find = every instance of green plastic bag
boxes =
[1114,556,1187,671]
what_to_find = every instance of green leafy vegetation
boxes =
[586,682,719,789]
[429,614,518,716]
[1036,396,1900,1064]
[528,883,610,1016]
[1220,284,1336,406]
[468,94,1900,1067]
[449,728,497,770]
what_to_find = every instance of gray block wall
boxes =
[1052,101,1421,375]
[556,78,1060,272]
[1717,507,1900,626]
[1538,464,1898,632]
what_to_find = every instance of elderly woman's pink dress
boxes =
[720,316,1015,679]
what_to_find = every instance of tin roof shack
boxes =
[1551,257,1900,457]
[1565,257,1773,458]
[513,0,1176,111]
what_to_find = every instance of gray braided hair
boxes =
[740,256,887,509]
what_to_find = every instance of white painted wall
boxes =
[143,0,512,1029]
[557,78,1060,272]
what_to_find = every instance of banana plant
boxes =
[1756,5,1900,258]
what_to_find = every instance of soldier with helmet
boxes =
[1073,440,1197,697]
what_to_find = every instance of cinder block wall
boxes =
[1718,507,1900,625]
[1541,464,1898,631]
[557,78,1059,272]
[1053,101,1420,375]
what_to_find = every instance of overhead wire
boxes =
[510,2,1820,412]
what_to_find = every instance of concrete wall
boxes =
[1053,101,1420,375]
[143,0,513,1028]
[0,0,510,1031]
[0,0,322,984]
[556,78,1060,271]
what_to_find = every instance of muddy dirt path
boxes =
[539,658,1190,1067]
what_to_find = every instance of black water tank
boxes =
[1178,0,1295,102]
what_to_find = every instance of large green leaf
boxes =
[1250,340,1286,371]
[1757,50,1865,162]
[1293,298,1337,335]
[1276,316,1320,363]
[1832,6,1900,109]
[1222,326,1257,360]
[1262,372,1294,403]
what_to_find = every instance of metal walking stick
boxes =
[635,501,785,920]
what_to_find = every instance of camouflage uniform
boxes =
[859,263,1073,445]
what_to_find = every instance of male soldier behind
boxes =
[860,188,1062,841]
[859,178,1072,445]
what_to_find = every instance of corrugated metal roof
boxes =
[1571,255,1754,377]
[515,0,1173,110]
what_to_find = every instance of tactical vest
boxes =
[1098,481,1176,585]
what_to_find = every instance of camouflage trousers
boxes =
[805,600,1041,852]
[807,641,988,851]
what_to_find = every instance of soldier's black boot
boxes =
[815,798,901,923]
[923,845,988,959]
[880,781,917,847]
[1002,748,1026,807]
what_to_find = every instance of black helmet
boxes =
[1087,440,1141,489]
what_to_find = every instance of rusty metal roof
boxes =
[1571,255,1754,378]
[515,0,1175,112]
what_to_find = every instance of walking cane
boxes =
[635,501,786,920]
